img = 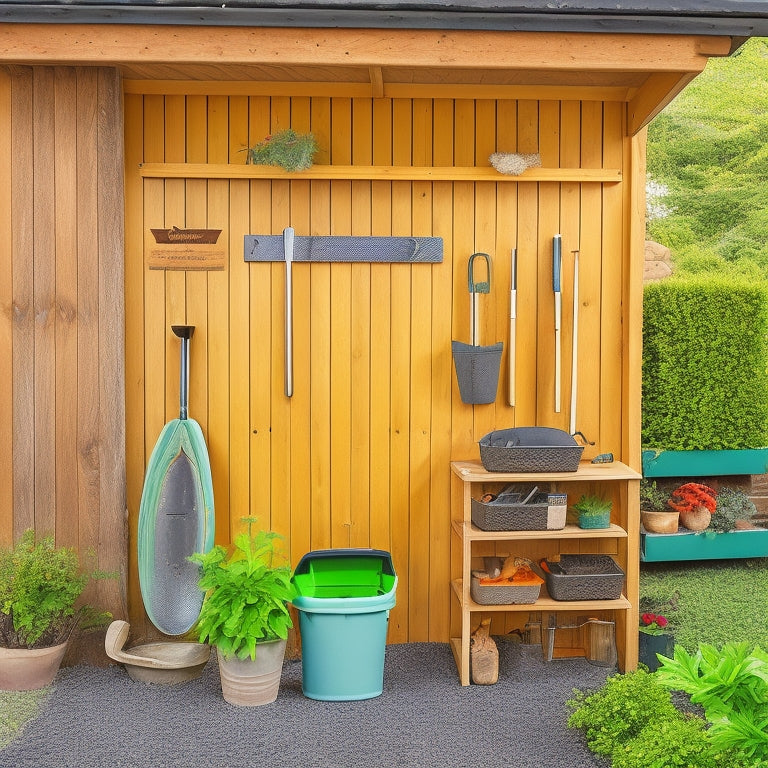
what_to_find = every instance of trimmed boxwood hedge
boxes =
[642,276,768,451]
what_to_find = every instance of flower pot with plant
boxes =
[669,482,717,531]
[638,612,674,672]
[573,494,612,529]
[640,479,679,533]
[0,530,111,690]
[190,517,296,706]
[710,486,759,532]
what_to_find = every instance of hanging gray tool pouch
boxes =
[452,341,503,405]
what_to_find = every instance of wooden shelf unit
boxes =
[450,459,641,686]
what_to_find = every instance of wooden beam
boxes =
[369,66,384,99]
[124,78,634,102]
[627,71,699,134]
[0,24,731,73]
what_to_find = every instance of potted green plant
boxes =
[638,612,674,672]
[245,128,318,172]
[190,517,296,706]
[0,529,110,691]
[710,486,757,533]
[640,479,679,533]
[572,494,612,529]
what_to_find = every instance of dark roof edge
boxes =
[1,6,768,37]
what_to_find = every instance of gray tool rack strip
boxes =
[244,235,443,263]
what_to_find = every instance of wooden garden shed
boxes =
[2,1,767,672]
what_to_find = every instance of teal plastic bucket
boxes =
[291,549,397,701]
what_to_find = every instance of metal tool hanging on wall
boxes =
[451,253,503,405]
[508,247,517,408]
[553,234,562,413]
[248,229,444,398]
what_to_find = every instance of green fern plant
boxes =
[245,129,318,172]
[190,517,296,661]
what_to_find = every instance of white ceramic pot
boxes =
[217,638,286,706]
[0,641,68,691]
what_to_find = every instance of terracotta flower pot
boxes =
[641,510,680,534]
[680,505,711,531]
[0,641,68,691]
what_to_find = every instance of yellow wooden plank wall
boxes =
[124,92,633,645]
[0,66,127,625]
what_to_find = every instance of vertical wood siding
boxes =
[124,94,636,644]
[0,66,127,621]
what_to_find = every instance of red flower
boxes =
[655,615,668,629]
[641,613,657,626]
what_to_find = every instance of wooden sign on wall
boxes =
[148,227,226,271]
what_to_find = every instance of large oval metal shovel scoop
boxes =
[452,252,503,404]
[137,325,215,636]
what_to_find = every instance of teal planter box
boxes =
[642,448,768,478]
[642,529,768,562]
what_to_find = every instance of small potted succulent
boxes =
[668,482,717,531]
[640,480,679,534]
[0,529,111,690]
[638,612,674,672]
[573,494,612,529]
[190,517,296,706]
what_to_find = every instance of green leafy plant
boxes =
[710,487,758,533]
[245,129,318,172]
[642,276,768,452]
[640,480,671,512]
[567,667,682,757]
[190,517,296,661]
[655,643,768,763]
[572,494,612,517]
[0,530,111,649]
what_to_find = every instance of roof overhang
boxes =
[1,2,768,39]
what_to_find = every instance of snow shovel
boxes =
[138,325,215,636]
[452,252,503,405]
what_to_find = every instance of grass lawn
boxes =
[640,557,768,652]
[0,687,50,750]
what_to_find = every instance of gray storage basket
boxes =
[479,426,584,472]
[543,555,625,601]
[471,493,567,531]
[452,341,503,405]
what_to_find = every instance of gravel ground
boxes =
[1,640,611,768]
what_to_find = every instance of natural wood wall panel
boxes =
[0,70,12,547]
[1,67,127,635]
[121,91,634,646]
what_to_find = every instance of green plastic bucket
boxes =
[291,549,397,701]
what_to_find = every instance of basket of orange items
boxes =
[470,555,544,605]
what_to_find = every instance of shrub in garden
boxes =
[642,276,768,451]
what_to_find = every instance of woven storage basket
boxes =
[471,493,567,531]
[470,573,541,605]
[543,555,625,601]
[479,427,583,473]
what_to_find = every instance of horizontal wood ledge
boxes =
[138,164,623,183]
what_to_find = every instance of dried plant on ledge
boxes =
[245,129,319,172]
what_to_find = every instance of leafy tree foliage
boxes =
[647,39,768,275]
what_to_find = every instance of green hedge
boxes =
[642,276,768,450]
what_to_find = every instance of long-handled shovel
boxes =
[553,235,562,413]
[137,325,215,636]
[569,249,579,435]
[508,247,517,407]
